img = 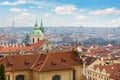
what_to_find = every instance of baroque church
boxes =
[29,20,44,44]
[0,21,86,80]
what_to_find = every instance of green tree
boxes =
[0,64,6,80]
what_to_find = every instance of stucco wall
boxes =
[39,69,73,80]
[10,70,33,80]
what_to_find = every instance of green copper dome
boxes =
[30,30,42,35]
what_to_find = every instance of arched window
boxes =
[52,75,60,80]
[33,38,34,43]
[16,75,24,80]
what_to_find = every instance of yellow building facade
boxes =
[1,51,86,80]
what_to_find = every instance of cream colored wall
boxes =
[113,59,120,64]
[37,66,86,80]
[39,70,73,80]
[10,70,33,80]
[29,34,44,44]
[32,71,39,80]
[7,65,86,80]
[87,59,103,69]
[73,65,86,80]
[86,68,110,80]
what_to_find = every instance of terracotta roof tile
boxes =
[85,57,97,66]
[0,51,83,72]
[94,63,120,80]
[33,40,44,49]
[38,51,82,71]
[0,40,44,54]
[0,54,39,71]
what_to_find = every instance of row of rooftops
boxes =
[94,63,120,80]
[84,55,120,80]
[0,40,44,53]
[0,43,26,47]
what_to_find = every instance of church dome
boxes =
[30,29,42,35]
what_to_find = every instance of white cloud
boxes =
[29,6,42,9]
[112,19,120,23]
[54,5,77,14]
[1,0,26,5]
[79,9,85,12]
[44,13,51,17]
[89,7,120,16]
[10,8,27,13]
[14,12,36,26]
[76,15,87,20]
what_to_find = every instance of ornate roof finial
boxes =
[41,19,43,26]
[34,19,38,30]
[39,19,44,33]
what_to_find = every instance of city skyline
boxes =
[0,0,120,27]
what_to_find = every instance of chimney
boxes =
[111,67,114,69]
[12,43,15,47]
[6,43,8,47]
[22,43,25,47]
[19,44,22,47]
[9,43,11,46]
[16,43,18,47]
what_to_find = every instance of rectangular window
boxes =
[8,76,10,80]
[73,70,75,80]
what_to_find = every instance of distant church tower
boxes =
[29,20,44,44]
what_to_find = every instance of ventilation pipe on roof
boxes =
[12,43,15,47]
[19,44,22,47]
[6,43,8,47]
[22,43,25,47]
[2,44,5,47]
[111,67,114,69]
[9,43,11,46]
[16,43,18,47]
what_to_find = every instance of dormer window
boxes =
[61,58,66,62]
[24,61,30,65]
[7,62,13,67]
[51,62,57,67]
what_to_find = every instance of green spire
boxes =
[34,20,38,30]
[39,20,44,33]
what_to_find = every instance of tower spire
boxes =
[39,19,44,33]
[34,19,38,30]
[41,19,43,26]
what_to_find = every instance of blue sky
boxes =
[0,0,120,27]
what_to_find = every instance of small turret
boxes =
[39,20,44,33]
[34,20,39,30]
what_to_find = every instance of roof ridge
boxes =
[31,53,41,69]
[39,55,49,71]
[39,53,73,71]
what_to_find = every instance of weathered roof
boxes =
[0,40,44,54]
[0,51,83,72]
[84,57,97,66]
[94,63,120,80]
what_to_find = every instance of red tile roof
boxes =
[94,63,120,80]
[84,57,97,66]
[0,51,83,72]
[33,40,45,49]
[0,40,44,54]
